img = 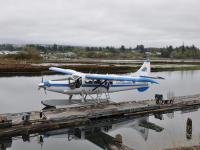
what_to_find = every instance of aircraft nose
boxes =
[38,80,50,88]
[43,81,50,86]
[38,83,44,87]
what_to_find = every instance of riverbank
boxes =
[166,145,200,150]
[1,59,200,76]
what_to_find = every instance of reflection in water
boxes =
[166,112,174,119]
[42,116,155,150]
[186,118,192,140]
[22,134,30,142]
[38,136,44,148]
[0,138,12,150]
[154,114,164,120]
[0,115,164,150]
[0,107,199,150]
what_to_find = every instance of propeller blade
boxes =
[44,87,47,95]
[140,75,165,80]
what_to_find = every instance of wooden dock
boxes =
[1,94,200,139]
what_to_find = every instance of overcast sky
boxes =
[0,0,200,47]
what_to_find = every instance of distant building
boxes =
[0,51,20,55]
[64,52,77,58]
[42,51,77,60]
[156,52,162,56]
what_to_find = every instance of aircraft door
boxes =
[75,77,82,88]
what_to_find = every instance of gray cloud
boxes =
[0,0,200,47]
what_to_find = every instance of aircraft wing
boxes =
[85,74,158,84]
[49,67,79,75]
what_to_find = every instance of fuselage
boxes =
[42,76,149,95]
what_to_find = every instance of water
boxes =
[1,70,200,150]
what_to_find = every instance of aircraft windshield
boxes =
[69,77,82,89]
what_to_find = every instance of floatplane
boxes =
[38,59,163,105]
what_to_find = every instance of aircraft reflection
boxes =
[0,138,12,150]
[0,115,165,150]
[0,105,198,150]
[39,116,165,149]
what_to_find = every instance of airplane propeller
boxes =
[38,72,47,95]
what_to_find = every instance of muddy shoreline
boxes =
[1,60,200,76]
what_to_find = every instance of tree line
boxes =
[0,44,200,59]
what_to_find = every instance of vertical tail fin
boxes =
[136,60,150,76]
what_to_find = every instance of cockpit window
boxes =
[69,77,82,89]
[73,75,80,80]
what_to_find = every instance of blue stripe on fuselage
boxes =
[46,83,147,87]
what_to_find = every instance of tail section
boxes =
[132,60,150,77]
[132,60,164,80]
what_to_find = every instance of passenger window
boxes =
[85,79,93,84]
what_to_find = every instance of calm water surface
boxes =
[1,70,200,150]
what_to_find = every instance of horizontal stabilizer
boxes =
[140,76,165,80]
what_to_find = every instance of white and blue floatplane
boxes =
[38,59,163,104]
